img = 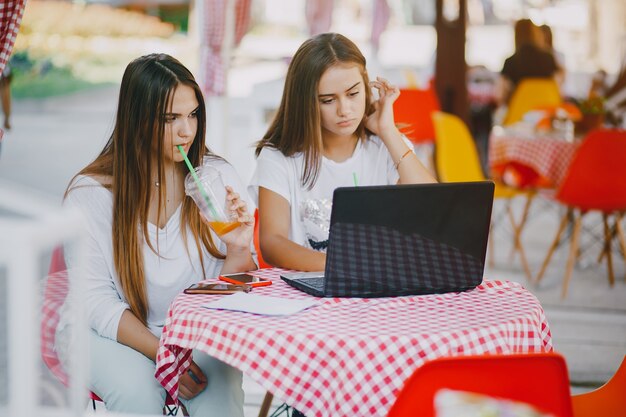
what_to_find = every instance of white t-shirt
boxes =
[248,135,413,252]
[61,158,254,340]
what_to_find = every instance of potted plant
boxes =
[576,96,605,134]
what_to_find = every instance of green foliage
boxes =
[20,1,175,38]
[157,5,189,33]
[9,52,110,99]
[578,96,605,115]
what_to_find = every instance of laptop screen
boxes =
[323,182,494,297]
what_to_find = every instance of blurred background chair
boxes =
[393,86,440,144]
[572,355,626,417]
[503,78,562,125]
[535,129,626,297]
[432,111,534,280]
[393,86,441,175]
[254,209,272,269]
[41,246,184,415]
[387,353,573,417]
[41,248,73,397]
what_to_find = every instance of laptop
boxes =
[281,181,494,297]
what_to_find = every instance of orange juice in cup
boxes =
[184,165,241,236]
[208,220,241,236]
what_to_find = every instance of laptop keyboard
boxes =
[299,277,326,290]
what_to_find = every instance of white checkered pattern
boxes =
[489,134,578,187]
[155,269,553,417]
[200,0,251,97]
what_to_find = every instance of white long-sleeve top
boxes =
[60,158,254,340]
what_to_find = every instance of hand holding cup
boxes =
[184,165,254,252]
[215,186,254,251]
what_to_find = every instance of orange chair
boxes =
[393,87,440,144]
[387,353,573,417]
[254,209,272,269]
[503,78,562,125]
[535,129,626,297]
[572,355,626,417]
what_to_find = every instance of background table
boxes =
[155,269,553,417]
[489,132,579,188]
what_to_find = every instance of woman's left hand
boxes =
[365,77,401,137]
[209,186,254,251]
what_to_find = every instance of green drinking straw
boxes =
[177,145,219,219]
[352,172,359,187]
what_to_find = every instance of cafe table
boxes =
[155,268,553,417]
[489,126,579,188]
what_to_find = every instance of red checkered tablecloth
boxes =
[155,269,552,417]
[489,134,579,188]
[0,0,26,138]
[0,0,25,73]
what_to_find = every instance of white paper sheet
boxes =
[202,292,318,316]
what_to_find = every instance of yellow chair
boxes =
[432,111,534,279]
[504,78,562,126]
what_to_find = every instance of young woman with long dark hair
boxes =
[58,53,254,415]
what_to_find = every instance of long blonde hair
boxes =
[255,33,374,189]
[66,54,222,325]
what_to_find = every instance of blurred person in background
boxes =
[495,18,560,107]
[588,69,609,99]
[604,58,626,127]
[540,24,565,75]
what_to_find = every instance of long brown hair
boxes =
[255,33,374,189]
[514,19,542,51]
[66,53,222,325]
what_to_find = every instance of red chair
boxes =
[572,355,626,417]
[254,209,272,269]
[41,248,72,389]
[535,129,626,297]
[393,87,440,144]
[387,353,573,417]
[41,246,183,415]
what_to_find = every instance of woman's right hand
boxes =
[178,360,208,400]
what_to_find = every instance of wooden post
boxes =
[435,0,469,124]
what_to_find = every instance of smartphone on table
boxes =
[219,272,272,287]
[184,282,252,295]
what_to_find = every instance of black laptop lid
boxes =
[323,181,494,297]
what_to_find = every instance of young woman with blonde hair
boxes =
[57,53,255,415]
[249,33,435,272]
